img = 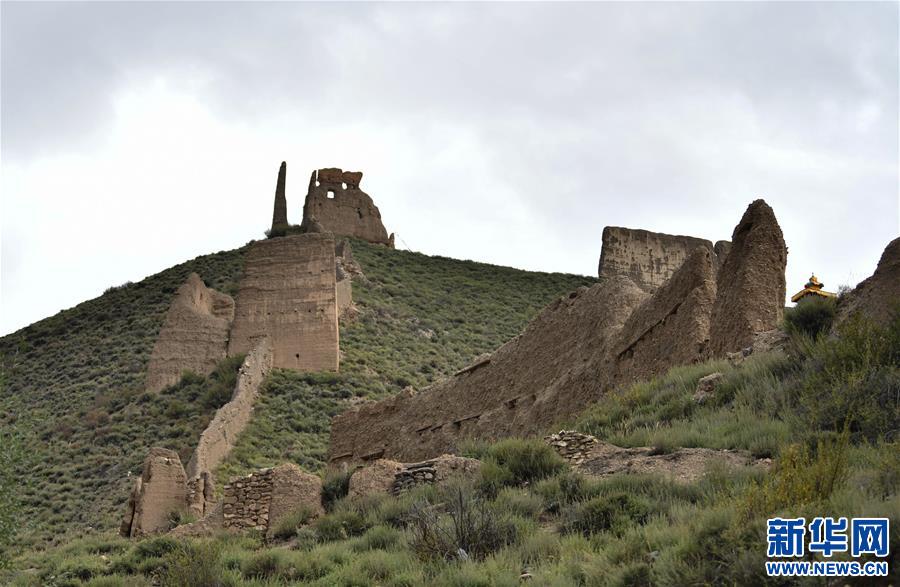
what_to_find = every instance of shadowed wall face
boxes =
[302,168,391,245]
[228,233,339,371]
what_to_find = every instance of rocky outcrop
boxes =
[145,273,234,393]
[611,247,717,382]
[836,237,900,327]
[598,227,719,292]
[228,233,339,372]
[709,200,787,356]
[186,337,273,481]
[303,168,391,245]
[348,459,403,499]
[120,448,188,537]
[271,161,288,233]
[328,276,649,468]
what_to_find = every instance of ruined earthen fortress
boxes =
[327,200,788,468]
[124,161,897,540]
[126,162,390,536]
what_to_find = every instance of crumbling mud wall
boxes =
[611,247,717,382]
[186,337,273,480]
[271,161,288,233]
[709,200,787,356]
[120,448,188,537]
[228,233,339,371]
[328,276,649,467]
[145,273,234,393]
[598,227,718,292]
[302,168,391,245]
[329,200,788,469]
[836,236,900,327]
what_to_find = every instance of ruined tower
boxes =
[302,168,392,245]
[271,161,288,235]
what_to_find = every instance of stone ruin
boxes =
[220,464,324,539]
[145,273,234,393]
[327,199,789,469]
[345,455,482,500]
[598,226,730,292]
[303,167,393,246]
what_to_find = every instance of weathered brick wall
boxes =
[228,233,339,371]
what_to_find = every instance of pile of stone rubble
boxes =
[390,460,437,495]
[544,430,598,467]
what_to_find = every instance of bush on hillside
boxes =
[783,296,836,338]
[482,438,567,488]
[409,487,519,562]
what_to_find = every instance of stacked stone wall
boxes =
[223,469,274,532]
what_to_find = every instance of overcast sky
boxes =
[1,1,898,336]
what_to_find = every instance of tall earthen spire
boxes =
[271,161,288,232]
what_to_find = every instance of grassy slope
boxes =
[0,238,596,547]
[10,316,899,587]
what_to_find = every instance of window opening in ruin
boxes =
[357,209,363,219]
[327,190,336,199]
[341,182,347,190]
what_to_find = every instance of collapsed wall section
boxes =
[303,168,391,245]
[145,273,234,393]
[120,448,188,537]
[598,227,718,292]
[228,233,339,371]
[328,276,648,468]
[611,247,717,382]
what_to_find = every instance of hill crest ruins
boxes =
[123,162,897,538]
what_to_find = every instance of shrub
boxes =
[561,492,651,537]
[241,549,292,579]
[132,536,179,561]
[269,505,316,541]
[159,541,228,587]
[741,432,849,518]
[784,296,837,338]
[314,509,371,542]
[409,487,519,561]
[483,438,567,490]
[352,525,404,552]
[321,469,355,511]
[788,313,900,441]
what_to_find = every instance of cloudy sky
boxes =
[2,2,898,336]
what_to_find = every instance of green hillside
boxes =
[0,239,596,549]
[6,310,899,587]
